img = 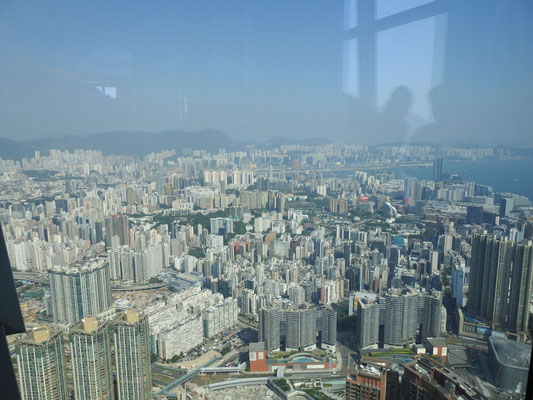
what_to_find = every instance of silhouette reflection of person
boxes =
[413,84,452,143]
[346,85,418,144]
[371,86,413,144]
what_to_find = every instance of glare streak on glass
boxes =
[343,39,359,98]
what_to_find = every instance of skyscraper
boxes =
[346,266,364,291]
[386,246,401,286]
[210,217,234,235]
[16,326,68,400]
[202,297,239,338]
[328,198,348,214]
[420,291,444,339]
[382,290,418,346]
[94,219,104,243]
[499,197,514,218]
[432,157,443,182]
[258,306,337,352]
[70,317,114,400]
[466,205,483,225]
[356,298,380,348]
[105,214,129,247]
[468,234,533,335]
[404,178,422,201]
[356,289,442,348]
[114,310,152,400]
[48,261,112,324]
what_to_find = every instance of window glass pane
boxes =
[377,16,436,122]
[377,0,435,19]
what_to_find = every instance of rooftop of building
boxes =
[405,355,487,399]
[175,272,204,283]
[70,316,102,334]
[351,291,379,302]
[354,363,385,378]
[48,259,107,274]
[489,336,531,370]
[425,337,448,348]
[114,309,142,325]
[359,356,392,367]
[19,326,58,345]
[260,303,335,312]
[249,342,265,352]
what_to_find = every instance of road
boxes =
[13,271,167,291]
[456,335,488,349]
[213,348,245,367]
[156,356,219,396]
[238,316,258,330]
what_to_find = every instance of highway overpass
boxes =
[13,271,167,291]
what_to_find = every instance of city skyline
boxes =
[2,141,532,399]
[1,1,533,399]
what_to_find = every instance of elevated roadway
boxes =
[156,356,219,396]
[13,271,167,291]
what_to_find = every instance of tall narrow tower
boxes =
[16,326,68,400]
[48,261,112,324]
[70,317,114,400]
[468,234,533,335]
[433,157,443,181]
[113,310,152,400]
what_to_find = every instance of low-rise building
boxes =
[345,357,399,400]
[488,336,531,394]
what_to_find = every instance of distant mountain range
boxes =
[0,129,236,159]
[1,129,528,161]
[0,130,340,160]
[242,136,334,148]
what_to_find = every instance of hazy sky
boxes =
[1,1,532,144]
[0,1,346,141]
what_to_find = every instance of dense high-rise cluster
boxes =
[15,311,151,400]
[468,234,533,335]
[1,143,532,398]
